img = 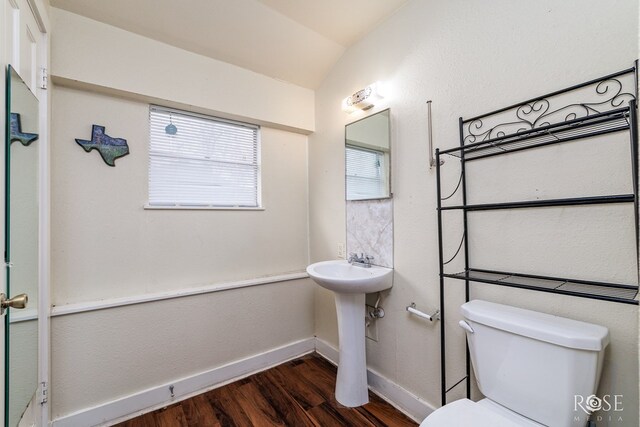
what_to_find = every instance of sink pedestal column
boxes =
[334,292,369,407]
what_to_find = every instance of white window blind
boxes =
[346,145,386,200]
[149,106,260,208]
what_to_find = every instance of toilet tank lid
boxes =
[461,300,610,351]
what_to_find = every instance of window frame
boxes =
[145,106,263,210]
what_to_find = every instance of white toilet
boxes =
[421,300,610,427]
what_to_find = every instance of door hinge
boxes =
[40,67,48,90]
[40,381,48,405]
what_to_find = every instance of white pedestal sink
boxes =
[306,260,393,407]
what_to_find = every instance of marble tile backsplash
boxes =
[346,199,393,268]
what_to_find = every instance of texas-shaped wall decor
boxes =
[75,125,130,167]
[10,113,39,146]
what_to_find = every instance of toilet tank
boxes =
[461,300,609,427]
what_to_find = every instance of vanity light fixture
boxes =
[342,81,385,113]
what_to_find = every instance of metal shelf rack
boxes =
[435,63,639,407]
[444,269,639,305]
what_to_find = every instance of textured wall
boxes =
[309,0,639,424]
[50,8,315,133]
[51,86,310,305]
[50,280,314,419]
[50,65,313,418]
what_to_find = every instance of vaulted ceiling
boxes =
[50,0,408,89]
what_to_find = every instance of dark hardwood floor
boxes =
[114,353,418,427]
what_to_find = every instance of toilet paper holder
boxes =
[406,302,440,322]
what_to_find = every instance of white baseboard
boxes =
[313,336,340,363]
[51,338,316,427]
[368,365,435,423]
[52,336,434,427]
[315,338,435,423]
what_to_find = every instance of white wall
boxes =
[50,279,314,419]
[49,10,316,420]
[51,86,310,304]
[50,8,315,134]
[49,83,314,418]
[309,0,639,424]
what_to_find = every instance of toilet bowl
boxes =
[421,300,609,427]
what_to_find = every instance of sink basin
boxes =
[307,260,393,407]
[306,260,393,294]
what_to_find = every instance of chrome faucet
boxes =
[348,252,374,268]
[347,252,361,264]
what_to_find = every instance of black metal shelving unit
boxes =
[435,63,640,407]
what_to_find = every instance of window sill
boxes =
[144,204,265,211]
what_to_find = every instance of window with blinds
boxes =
[148,106,261,208]
[345,145,387,200]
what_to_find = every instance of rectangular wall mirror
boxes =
[6,65,40,427]
[345,109,391,200]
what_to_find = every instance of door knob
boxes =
[0,293,28,315]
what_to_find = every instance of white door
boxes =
[1,0,48,425]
